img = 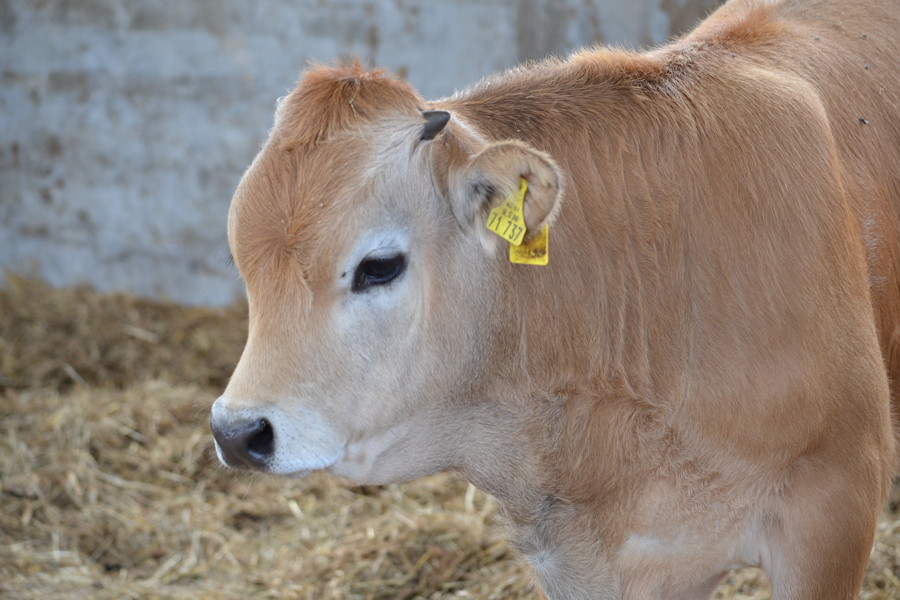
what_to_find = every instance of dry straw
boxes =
[1,275,897,599]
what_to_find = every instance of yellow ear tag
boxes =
[486,178,528,246]
[485,177,550,266]
[510,224,549,265]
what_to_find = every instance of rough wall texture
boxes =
[0,0,721,305]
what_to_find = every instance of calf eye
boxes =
[352,253,407,293]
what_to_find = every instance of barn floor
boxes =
[2,275,898,599]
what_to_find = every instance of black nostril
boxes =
[247,418,275,459]
[211,416,276,469]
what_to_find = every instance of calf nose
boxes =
[210,417,275,469]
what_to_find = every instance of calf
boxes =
[210,0,900,597]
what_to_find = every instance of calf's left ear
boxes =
[450,140,563,241]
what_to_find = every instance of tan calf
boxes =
[210,0,900,597]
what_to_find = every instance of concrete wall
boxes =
[0,0,721,305]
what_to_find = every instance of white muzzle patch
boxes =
[210,396,345,476]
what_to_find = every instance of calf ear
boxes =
[449,140,563,242]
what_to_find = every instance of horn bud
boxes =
[421,110,451,141]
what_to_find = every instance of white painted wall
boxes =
[0,0,720,305]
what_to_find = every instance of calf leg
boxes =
[762,456,885,600]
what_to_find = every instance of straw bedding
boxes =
[2,274,898,599]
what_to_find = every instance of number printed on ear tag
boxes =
[485,178,528,246]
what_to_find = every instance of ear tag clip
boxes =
[510,223,549,265]
[485,178,549,265]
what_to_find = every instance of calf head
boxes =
[211,63,562,484]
